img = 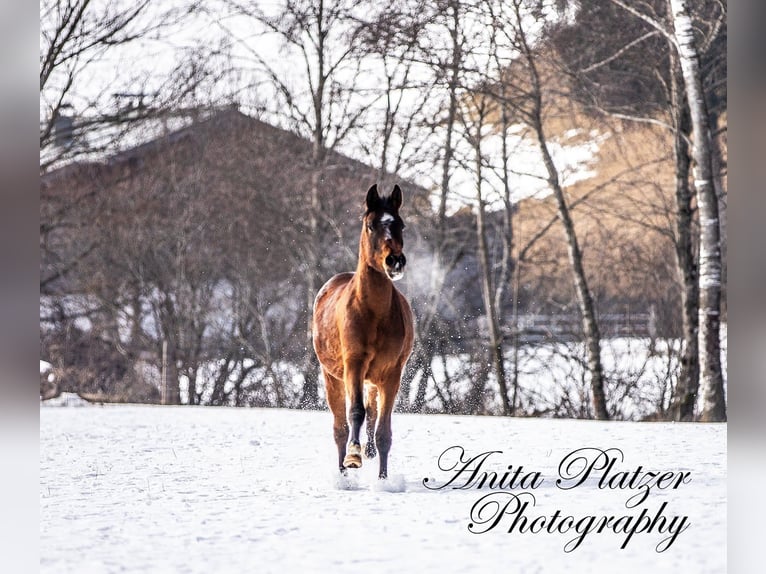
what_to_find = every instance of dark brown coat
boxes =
[312,185,414,479]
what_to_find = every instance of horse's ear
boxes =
[391,184,403,211]
[366,184,380,212]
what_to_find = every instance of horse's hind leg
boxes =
[323,369,348,472]
[364,383,378,459]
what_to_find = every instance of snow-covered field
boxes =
[40,403,726,573]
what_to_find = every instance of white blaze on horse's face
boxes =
[380,212,394,241]
[377,211,405,280]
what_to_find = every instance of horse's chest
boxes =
[372,322,406,356]
[371,313,412,365]
[341,313,407,359]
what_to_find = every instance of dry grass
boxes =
[513,102,683,310]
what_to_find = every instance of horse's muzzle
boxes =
[385,253,406,281]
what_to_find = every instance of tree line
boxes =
[40,0,727,421]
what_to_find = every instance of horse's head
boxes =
[362,184,407,281]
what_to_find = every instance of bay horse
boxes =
[312,184,414,479]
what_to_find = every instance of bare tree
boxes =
[356,3,434,187]
[458,90,512,414]
[407,0,474,412]
[481,2,524,415]
[215,0,372,407]
[547,0,725,421]
[495,0,610,419]
[40,0,150,150]
[40,0,205,171]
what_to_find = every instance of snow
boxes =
[40,392,91,408]
[440,126,605,213]
[408,333,727,420]
[41,405,725,573]
[40,360,54,384]
[133,330,726,418]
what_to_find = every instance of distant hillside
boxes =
[514,114,690,333]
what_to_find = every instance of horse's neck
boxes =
[353,254,393,316]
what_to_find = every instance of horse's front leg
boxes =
[376,376,401,479]
[342,358,368,469]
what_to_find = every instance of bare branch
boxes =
[578,31,660,74]
[608,0,676,45]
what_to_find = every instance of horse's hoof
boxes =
[343,453,362,468]
[343,443,362,469]
[364,443,377,459]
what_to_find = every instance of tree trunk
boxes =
[516,4,609,420]
[669,0,726,421]
[410,0,462,414]
[413,347,433,412]
[510,251,522,416]
[709,106,727,317]
[300,0,327,410]
[473,124,511,416]
[161,337,180,405]
[437,0,461,252]
[494,104,515,316]
[667,39,699,421]
[300,162,322,409]
[160,297,181,405]
[498,102,518,416]
[540,137,608,420]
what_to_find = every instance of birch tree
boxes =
[606,0,726,420]
[550,0,725,420]
[666,51,699,421]
[667,0,725,421]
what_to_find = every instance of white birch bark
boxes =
[669,0,726,421]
